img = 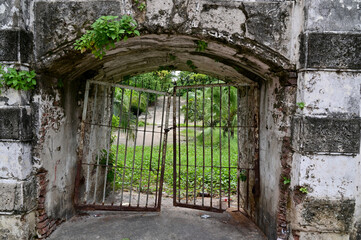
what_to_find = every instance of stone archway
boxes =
[34,29,297,239]
[1,1,302,239]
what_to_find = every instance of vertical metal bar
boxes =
[245,87,249,211]
[158,95,171,211]
[193,89,197,205]
[120,89,134,206]
[177,94,181,203]
[185,90,189,204]
[237,88,241,211]
[74,80,91,205]
[102,86,115,204]
[227,86,231,208]
[85,84,98,203]
[154,94,166,207]
[172,87,177,207]
[246,169,250,210]
[202,86,205,207]
[145,91,159,207]
[93,150,100,204]
[112,89,125,204]
[137,93,150,207]
[219,86,223,210]
[210,87,214,209]
[128,90,143,206]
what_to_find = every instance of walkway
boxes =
[49,201,266,240]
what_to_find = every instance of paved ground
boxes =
[48,205,266,240]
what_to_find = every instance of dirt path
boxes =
[113,97,186,146]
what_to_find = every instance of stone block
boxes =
[0,180,17,211]
[0,30,18,61]
[298,71,361,116]
[305,0,361,32]
[0,212,36,240]
[350,221,361,240]
[305,33,361,69]
[0,0,18,30]
[0,177,37,213]
[0,107,32,141]
[34,1,121,58]
[297,232,349,240]
[292,153,358,199]
[293,198,355,233]
[0,142,33,180]
[20,30,33,63]
[0,88,31,106]
[293,116,360,154]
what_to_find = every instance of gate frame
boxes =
[73,80,171,212]
[171,82,259,213]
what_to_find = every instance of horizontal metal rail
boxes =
[174,82,255,90]
[90,80,170,95]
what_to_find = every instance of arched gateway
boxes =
[0,1,360,240]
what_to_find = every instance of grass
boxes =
[103,129,244,197]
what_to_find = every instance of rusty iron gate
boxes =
[74,80,171,211]
[74,79,258,213]
[172,83,257,213]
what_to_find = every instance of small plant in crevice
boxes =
[57,79,64,89]
[134,0,146,11]
[186,60,197,71]
[195,40,208,52]
[299,187,308,194]
[168,53,176,61]
[0,65,36,92]
[283,176,291,185]
[74,15,140,59]
[296,102,305,110]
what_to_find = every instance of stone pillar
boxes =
[0,0,37,239]
[290,1,361,239]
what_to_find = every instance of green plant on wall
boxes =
[0,65,36,92]
[283,176,291,185]
[299,187,308,194]
[186,60,197,71]
[195,40,208,52]
[134,0,146,11]
[74,15,140,59]
[296,102,305,110]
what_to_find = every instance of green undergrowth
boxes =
[102,132,245,196]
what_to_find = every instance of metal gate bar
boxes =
[75,80,170,211]
[172,83,256,212]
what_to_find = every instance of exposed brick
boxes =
[36,219,50,229]
[37,214,48,222]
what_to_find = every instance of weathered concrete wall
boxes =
[1,0,298,239]
[1,0,360,239]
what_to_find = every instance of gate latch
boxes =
[164,126,176,133]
